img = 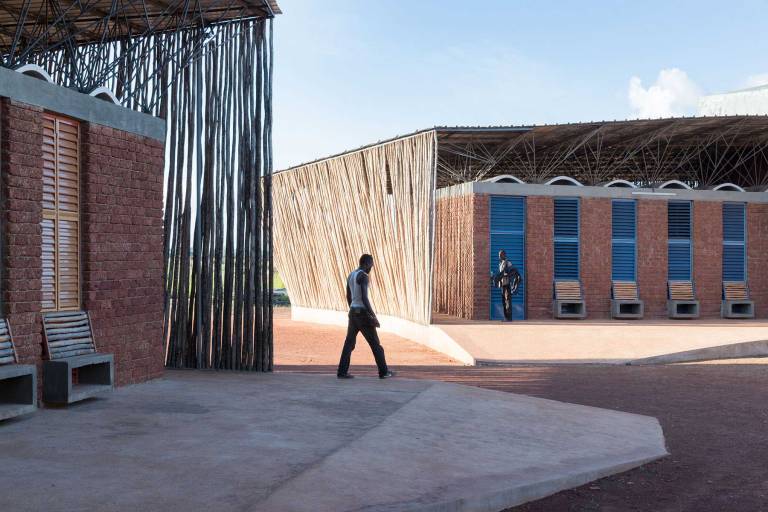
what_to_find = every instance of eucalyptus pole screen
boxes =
[163,20,275,371]
[273,132,437,325]
[0,2,278,371]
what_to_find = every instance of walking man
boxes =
[493,250,521,322]
[337,254,395,379]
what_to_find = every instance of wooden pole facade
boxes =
[163,19,274,371]
[272,131,437,325]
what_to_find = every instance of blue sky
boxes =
[273,0,768,169]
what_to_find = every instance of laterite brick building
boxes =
[1,66,165,388]
[274,119,768,340]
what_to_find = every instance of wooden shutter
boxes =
[41,115,80,311]
[553,197,580,280]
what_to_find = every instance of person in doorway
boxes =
[493,250,521,322]
[337,254,395,379]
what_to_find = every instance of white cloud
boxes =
[745,73,768,88]
[627,68,702,118]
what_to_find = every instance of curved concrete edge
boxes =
[415,453,666,512]
[291,306,475,365]
[628,339,768,365]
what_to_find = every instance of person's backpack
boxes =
[508,266,522,295]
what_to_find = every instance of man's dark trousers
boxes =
[502,285,513,321]
[338,309,389,377]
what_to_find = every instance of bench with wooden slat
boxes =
[722,281,755,319]
[668,281,695,301]
[553,280,587,319]
[612,281,639,300]
[0,318,37,420]
[667,281,700,319]
[611,281,644,319]
[42,311,114,405]
[554,280,583,300]
[723,281,750,300]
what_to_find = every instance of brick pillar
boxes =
[81,123,165,386]
[637,199,668,318]
[472,194,490,320]
[581,197,612,318]
[526,196,553,319]
[693,201,722,318]
[748,203,768,318]
[1,99,44,368]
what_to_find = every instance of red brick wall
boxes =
[81,123,165,386]
[432,194,475,319]
[748,203,768,318]
[581,198,612,318]
[637,200,668,318]
[1,98,165,389]
[472,195,490,320]
[526,196,554,319]
[1,99,44,369]
[693,201,722,318]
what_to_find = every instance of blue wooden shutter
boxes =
[722,202,746,281]
[554,197,579,280]
[611,199,636,281]
[490,196,526,320]
[668,201,692,280]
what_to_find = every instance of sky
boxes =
[272,0,768,170]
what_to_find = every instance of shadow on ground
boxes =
[277,362,768,512]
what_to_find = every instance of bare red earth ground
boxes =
[274,309,768,512]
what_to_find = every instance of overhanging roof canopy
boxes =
[0,1,280,48]
[281,116,768,189]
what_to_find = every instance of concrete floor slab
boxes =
[0,372,666,512]
[434,315,768,364]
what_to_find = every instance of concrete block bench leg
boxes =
[611,300,644,319]
[667,300,700,319]
[43,354,114,405]
[722,300,755,319]
[0,365,37,420]
[553,300,587,319]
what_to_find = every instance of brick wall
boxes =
[432,193,491,321]
[637,200,668,318]
[472,195,490,320]
[748,203,768,318]
[81,123,165,386]
[525,196,554,319]
[432,194,475,319]
[1,99,44,369]
[693,201,722,318]
[0,98,165,390]
[581,198,612,318]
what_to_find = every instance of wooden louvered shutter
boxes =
[41,115,80,311]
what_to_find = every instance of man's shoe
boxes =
[337,374,354,379]
[379,371,396,379]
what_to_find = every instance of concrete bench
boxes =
[553,280,587,319]
[42,311,113,405]
[0,319,37,421]
[667,281,700,319]
[722,281,755,319]
[611,281,644,319]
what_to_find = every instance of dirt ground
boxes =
[274,310,768,512]
[273,307,459,366]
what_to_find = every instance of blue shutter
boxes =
[554,197,579,280]
[611,199,637,281]
[668,201,692,280]
[722,202,746,281]
[490,196,526,320]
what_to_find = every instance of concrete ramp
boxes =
[628,339,768,365]
[0,372,666,512]
[434,316,768,365]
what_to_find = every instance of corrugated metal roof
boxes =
[278,115,768,173]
